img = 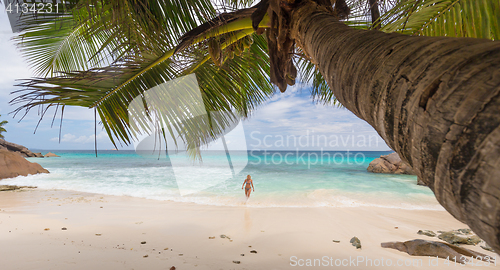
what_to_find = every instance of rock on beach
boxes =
[0,150,49,180]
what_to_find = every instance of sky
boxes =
[0,8,391,152]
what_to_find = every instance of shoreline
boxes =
[0,188,497,269]
[0,185,446,210]
[1,176,443,210]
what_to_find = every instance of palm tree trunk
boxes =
[290,1,500,251]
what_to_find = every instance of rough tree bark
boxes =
[290,1,500,251]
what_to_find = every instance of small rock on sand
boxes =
[458,228,472,235]
[350,237,361,249]
[438,231,481,245]
[250,250,257,254]
[141,241,146,244]
[481,242,494,252]
[382,239,493,264]
[417,230,436,237]
[170,267,176,270]
[61,227,67,230]
[95,234,101,236]
[232,261,241,264]
[143,255,148,258]
[332,240,340,243]
[220,234,227,238]
[468,235,482,245]
[0,185,37,191]
[240,254,245,256]
[164,247,169,250]
[44,228,50,231]
[209,236,215,239]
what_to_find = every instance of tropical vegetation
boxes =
[8,0,500,252]
[0,115,7,139]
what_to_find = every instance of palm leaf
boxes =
[12,31,273,150]
[93,13,270,109]
[14,14,119,77]
[380,0,500,40]
[11,0,264,149]
[10,1,275,156]
[219,0,256,9]
[0,114,7,138]
[296,56,340,106]
[97,29,268,148]
[13,0,220,77]
[75,0,218,54]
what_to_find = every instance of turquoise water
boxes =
[4,150,443,209]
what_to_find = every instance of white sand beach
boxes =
[0,188,497,270]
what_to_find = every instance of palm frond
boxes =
[92,14,269,110]
[342,0,401,29]
[0,114,7,138]
[10,0,276,154]
[218,0,257,9]
[175,4,269,54]
[76,0,218,52]
[296,56,339,106]
[12,31,273,149]
[13,0,219,77]
[95,29,264,148]
[14,14,118,77]
[380,0,500,40]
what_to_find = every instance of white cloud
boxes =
[61,107,96,121]
[243,89,390,150]
[50,131,108,144]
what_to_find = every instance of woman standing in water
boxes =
[242,175,254,199]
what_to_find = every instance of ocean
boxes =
[4,150,443,210]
